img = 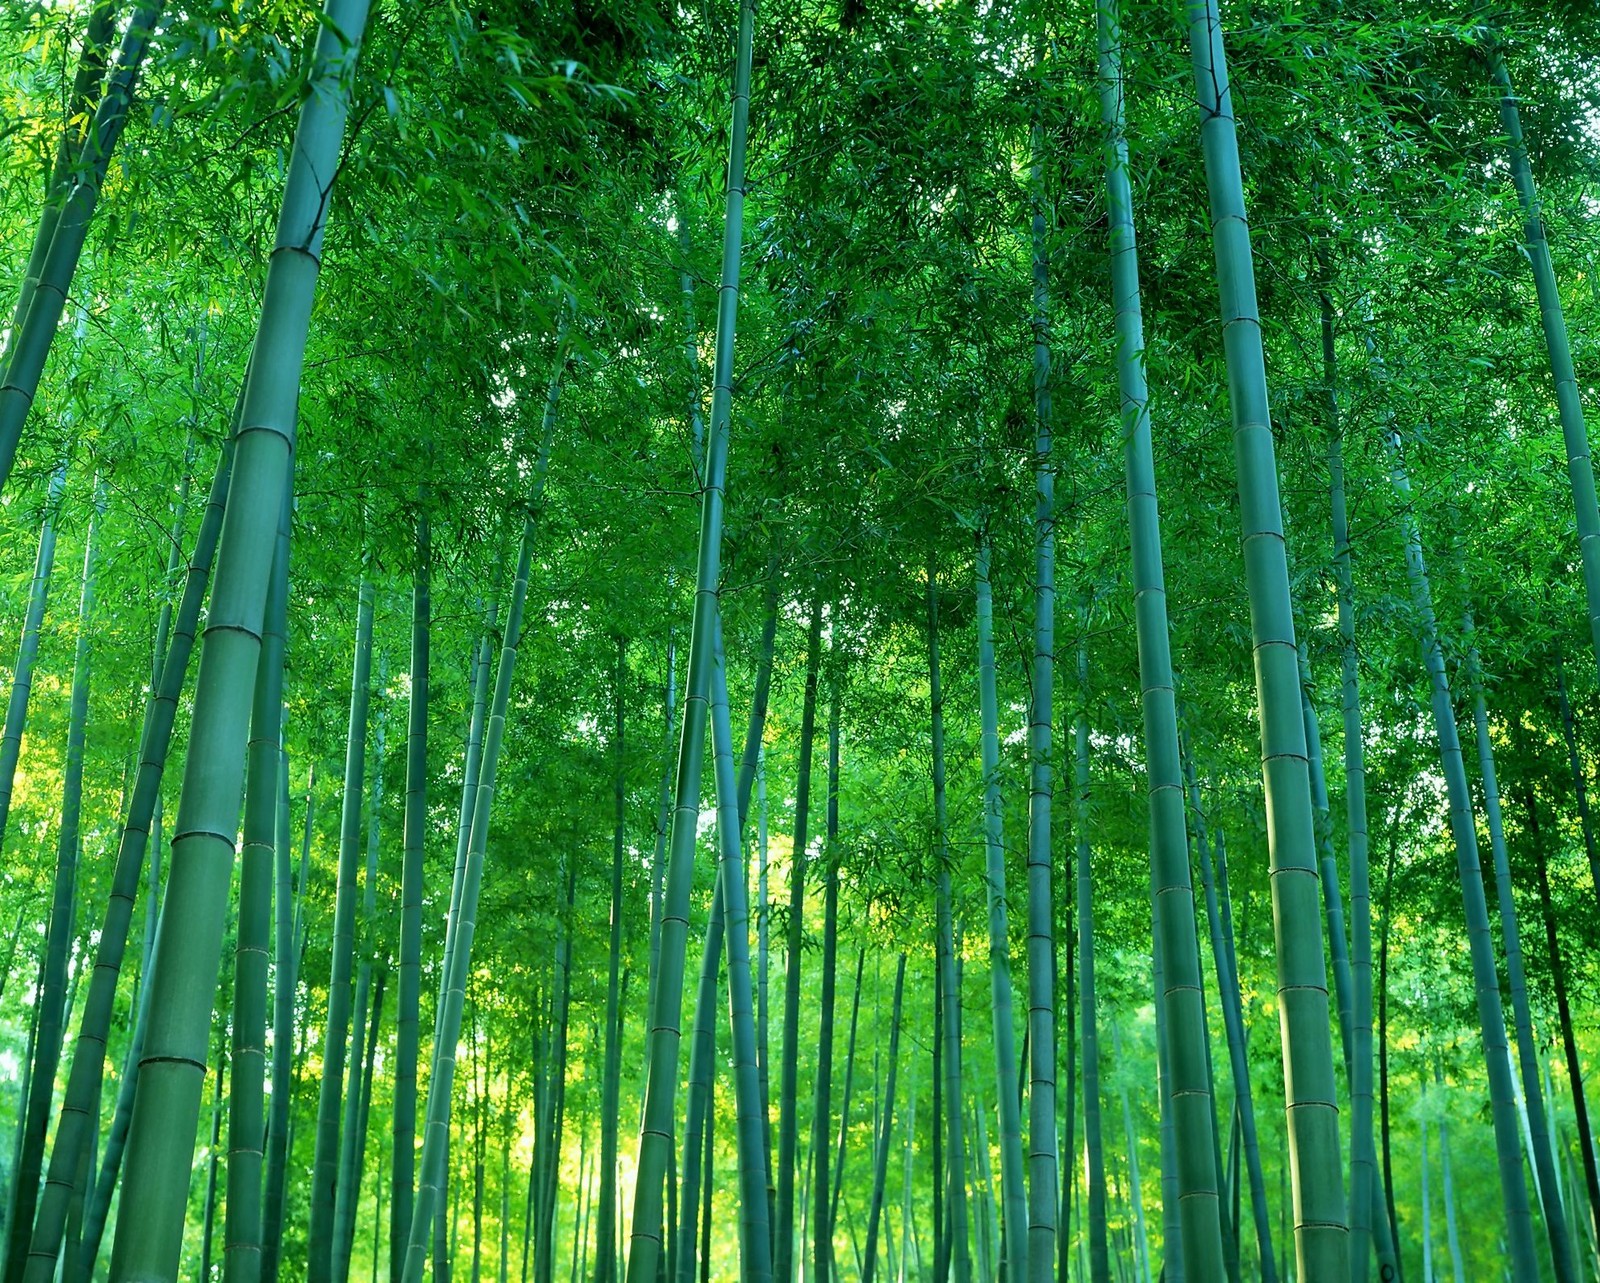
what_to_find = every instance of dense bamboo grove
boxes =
[0,0,1598,1281]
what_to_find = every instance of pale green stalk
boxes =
[1074,643,1109,1283]
[334,685,386,1283]
[974,522,1027,1283]
[9,479,101,1283]
[926,562,971,1283]
[222,486,289,1283]
[1183,760,1276,1283]
[71,434,235,1280]
[262,727,294,1283]
[860,955,905,1283]
[776,601,824,1283]
[1024,112,1059,1283]
[0,461,68,848]
[623,0,753,1270]
[1489,47,1600,719]
[402,342,567,1283]
[393,500,431,1283]
[1383,429,1538,1281]
[308,576,375,1283]
[109,0,372,1265]
[1098,8,1228,1274]
[709,613,773,1282]
[1181,2,1348,1272]
[1464,619,1576,1282]
[0,4,164,492]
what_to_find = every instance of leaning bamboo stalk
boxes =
[108,0,373,1268]
[402,337,567,1283]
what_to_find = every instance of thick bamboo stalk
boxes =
[109,0,372,1267]
[35,425,234,1281]
[1181,1,1347,1272]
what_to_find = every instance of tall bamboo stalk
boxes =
[776,601,825,1283]
[1181,1,1348,1272]
[0,3,164,492]
[393,498,431,1282]
[1383,429,1538,1280]
[1318,286,1396,1283]
[811,685,842,1283]
[926,561,971,1283]
[594,640,627,1283]
[1099,8,1229,1275]
[222,486,289,1283]
[262,727,295,1283]
[403,335,568,1283]
[1487,46,1600,713]
[974,520,1027,1283]
[1465,627,1576,1281]
[109,0,372,1266]
[1074,641,1109,1283]
[624,0,753,1269]
[309,575,376,1283]
[1024,109,1060,1283]
[334,688,387,1283]
[1183,762,1276,1283]
[9,475,101,1283]
[708,612,774,1283]
[862,956,906,1283]
[0,461,67,850]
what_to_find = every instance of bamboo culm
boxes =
[0,461,67,850]
[973,521,1027,1283]
[402,337,567,1283]
[0,4,165,493]
[222,486,290,1283]
[927,562,972,1283]
[1100,9,1230,1275]
[393,500,431,1283]
[108,0,373,1268]
[861,956,906,1283]
[1182,1,1349,1272]
[1466,628,1576,1280]
[1383,429,1539,1280]
[308,576,376,1283]
[623,0,754,1268]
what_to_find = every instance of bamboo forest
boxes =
[5,0,1600,1281]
